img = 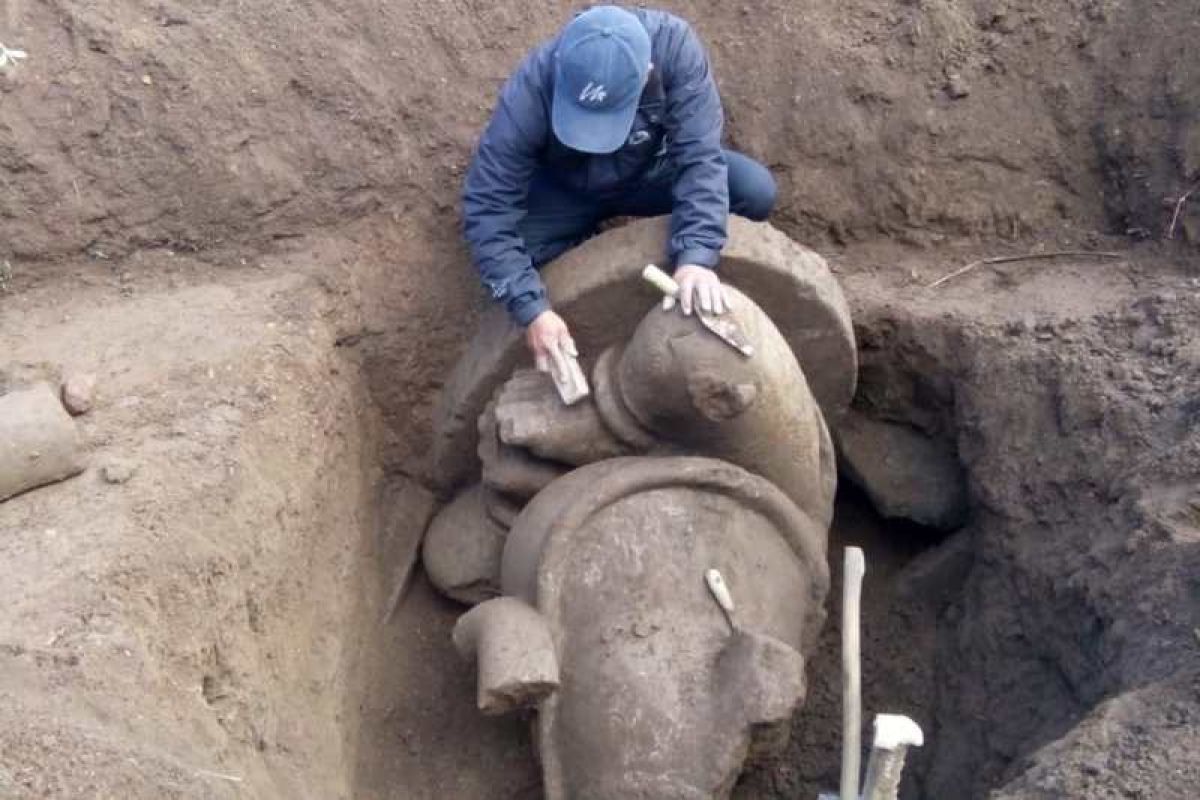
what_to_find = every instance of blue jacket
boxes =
[462,8,728,326]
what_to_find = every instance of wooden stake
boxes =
[841,547,866,800]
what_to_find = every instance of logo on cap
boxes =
[578,82,608,105]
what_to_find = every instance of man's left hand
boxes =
[667,264,728,315]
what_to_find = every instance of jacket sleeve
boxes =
[462,49,552,326]
[661,19,728,270]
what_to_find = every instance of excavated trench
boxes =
[344,240,1199,800]
[2,231,1194,800]
[349,329,964,800]
[351,470,956,800]
[2,2,1198,797]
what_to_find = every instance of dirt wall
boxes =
[838,252,1200,798]
[1,0,1196,263]
[0,261,386,798]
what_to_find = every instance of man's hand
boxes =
[666,264,729,315]
[525,310,578,374]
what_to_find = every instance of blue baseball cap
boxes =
[552,6,651,154]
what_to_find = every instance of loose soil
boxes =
[2,1,1198,798]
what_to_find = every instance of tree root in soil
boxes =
[925,251,1123,289]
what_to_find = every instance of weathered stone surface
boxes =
[498,457,828,800]
[430,216,856,492]
[422,484,507,606]
[453,596,559,715]
[100,458,136,485]
[0,383,86,501]
[493,369,629,466]
[836,411,969,530]
[477,401,566,499]
[60,373,97,416]
[601,285,836,529]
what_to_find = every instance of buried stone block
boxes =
[0,383,86,501]
[422,483,507,605]
[836,410,969,531]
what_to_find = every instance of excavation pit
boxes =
[2,0,1199,790]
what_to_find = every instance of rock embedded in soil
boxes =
[100,458,137,485]
[945,73,971,99]
[0,383,86,501]
[423,484,507,605]
[61,373,97,416]
[836,410,968,530]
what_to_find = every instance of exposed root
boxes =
[1166,182,1199,240]
[925,251,1123,289]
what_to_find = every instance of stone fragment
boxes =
[945,73,971,99]
[836,411,968,530]
[0,383,86,501]
[61,373,97,416]
[101,458,136,485]
[493,369,629,466]
[453,597,559,715]
[378,475,439,624]
[422,484,508,606]
[478,400,565,499]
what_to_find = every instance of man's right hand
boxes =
[525,310,578,374]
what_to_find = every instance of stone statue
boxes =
[423,218,856,799]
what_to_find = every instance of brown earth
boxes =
[2,0,1199,799]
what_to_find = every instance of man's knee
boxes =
[739,172,777,222]
[725,150,777,222]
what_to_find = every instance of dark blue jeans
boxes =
[520,149,777,267]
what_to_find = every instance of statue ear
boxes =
[714,630,807,758]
